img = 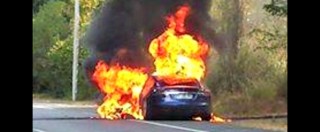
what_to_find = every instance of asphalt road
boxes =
[33,102,275,132]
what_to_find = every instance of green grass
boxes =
[231,118,287,132]
[212,92,287,117]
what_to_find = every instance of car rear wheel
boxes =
[201,113,211,121]
[193,107,211,121]
[142,99,154,120]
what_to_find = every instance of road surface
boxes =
[33,102,276,132]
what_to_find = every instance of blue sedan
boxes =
[140,76,212,120]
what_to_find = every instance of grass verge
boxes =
[230,118,287,132]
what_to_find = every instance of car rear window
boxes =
[154,77,200,87]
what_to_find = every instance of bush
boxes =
[33,1,70,94]
[33,1,98,99]
[205,43,287,115]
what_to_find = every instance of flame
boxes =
[192,116,202,121]
[91,5,231,123]
[148,5,209,81]
[210,114,232,123]
[92,61,148,120]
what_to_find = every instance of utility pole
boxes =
[72,0,80,101]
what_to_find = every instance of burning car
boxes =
[87,4,223,121]
[140,75,212,120]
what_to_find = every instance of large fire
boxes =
[91,4,231,123]
[192,114,232,123]
[148,5,209,81]
[92,61,148,120]
[210,114,232,123]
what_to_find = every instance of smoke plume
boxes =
[84,0,221,86]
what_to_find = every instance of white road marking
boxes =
[33,103,95,109]
[33,105,54,110]
[33,128,46,132]
[131,120,208,132]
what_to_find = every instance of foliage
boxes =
[33,0,106,99]
[263,0,287,16]
[33,0,48,15]
[210,0,243,54]
[33,1,70,94]
[205,0,287,115]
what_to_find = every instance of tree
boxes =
[263,0,287,16]
[33,0,48,15]
[210,0,244,56]
[33,1,70,93]
[33,0,107,99]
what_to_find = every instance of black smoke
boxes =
[83,0,222,86]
